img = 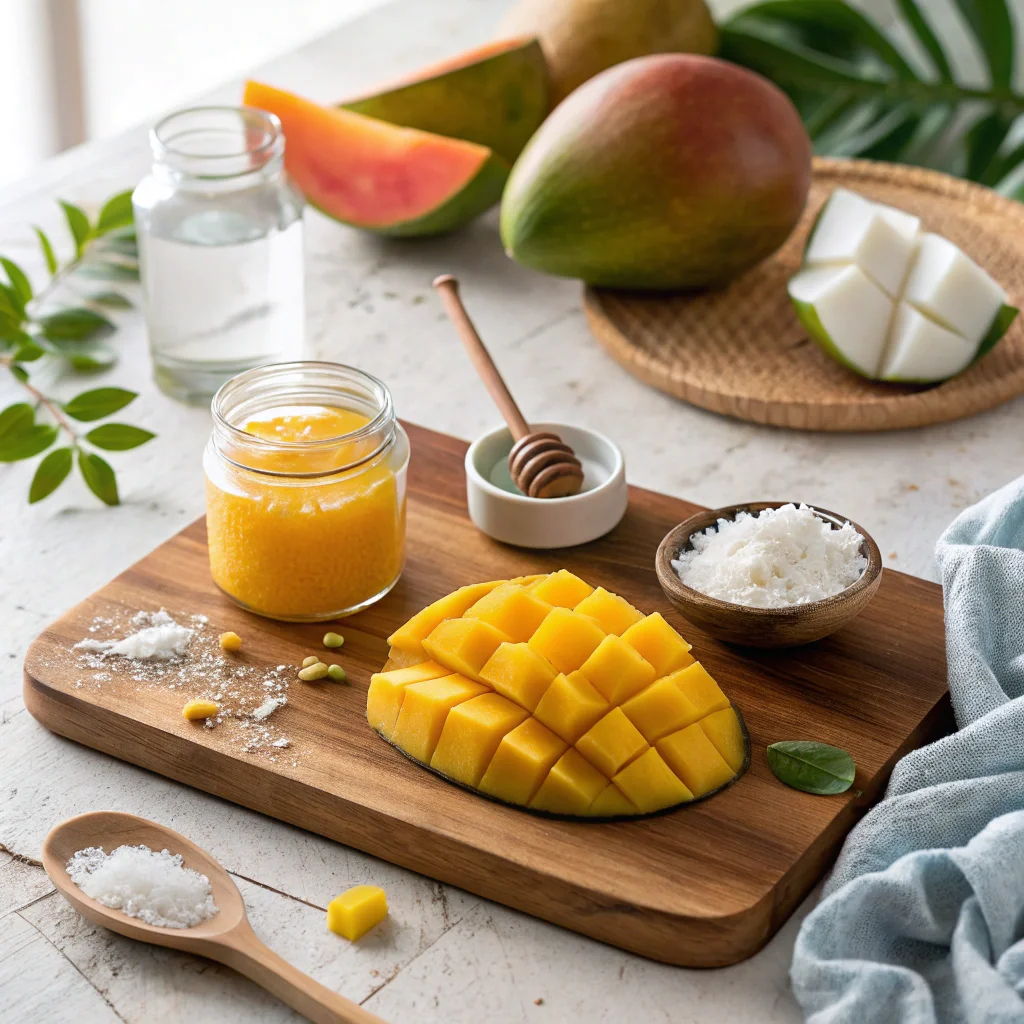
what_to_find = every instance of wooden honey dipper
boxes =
[434,274,584,499]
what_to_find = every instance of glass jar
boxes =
[133,106,305,404]
[204,362,410,622]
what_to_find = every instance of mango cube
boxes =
[326,885,388,941]
[573,587,643,635]
[479,718,567,805]
[367,660,450,737]
[621,613,694,677]
[613,748,694,813]
[575,707,649,778]
[579,634,656,704]
[465,583,553,643]
[528,607,605,674]
[669,662,731,716]
[620,678,702,743]
[657,723,736,797]
[700,707,747,773]
[480,642,557,711]
[423,617,512,680]
[430,693,529,787]
[530,748,608,815]
[391,675,487,763]
[589,783,639,817]
[533,671,609,743]
[529,569,594,608]
[388,580,504,655]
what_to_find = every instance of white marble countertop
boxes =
[2,1,1022,1021]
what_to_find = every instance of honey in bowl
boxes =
[204,363,409,621]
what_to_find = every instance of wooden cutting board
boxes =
[23,423,951,967]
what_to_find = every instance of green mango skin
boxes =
[501,54,812,291]
[342,38,549,166]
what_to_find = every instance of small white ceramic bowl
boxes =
[465,422,628,549]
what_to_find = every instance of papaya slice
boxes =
[244,80,509,237]
[341,37,549,164]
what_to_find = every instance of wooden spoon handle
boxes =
[433,274,531,441]
[213,926,387,1024]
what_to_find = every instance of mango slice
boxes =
[370,573,749,819]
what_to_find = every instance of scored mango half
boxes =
[367,571,749,819]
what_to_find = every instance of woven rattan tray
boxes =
[584,158,1024,431]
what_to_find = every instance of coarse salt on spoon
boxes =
[433,274,584,499]
[42,811,387,1024]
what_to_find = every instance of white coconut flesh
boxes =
[789,188,1017,382]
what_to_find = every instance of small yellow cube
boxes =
[479,642,557,711]
[620,613,694,677]
[479,718,566,805]
[530,749,608,815]
[656,723,736,797]
[388,580,503,656]
[528,607,605,675]
[588,783,639,817]
[699,707,747,773]
[573,587,643,636]
[533,671,608,743]
[219,631,242,652]
[620,679,701,743]
[182,699,219,721]
[422,617,512,680]
[391,675,487,763]
[430,693,529,787]
[575,707,648,778]
[366,661,450,738]
[326,885,388,941]
[613,748,694,813]
[579,634,655,705]
[529,570,594,609]
[464,584,553,643]
[668,662,731,717]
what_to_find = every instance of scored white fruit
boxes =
[880,303,975,382]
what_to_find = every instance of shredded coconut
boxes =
[252,697,285,721]
[74,610,192,660]
[67,844,218,929]
[672,503,867,608]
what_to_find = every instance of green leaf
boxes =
[952,0,1014,88]
[78,450,119,505]
[33,226,58,275]
[89,290,133,309]
[0,402,34,438]
[85,423,155,451]
[60,201,92,256]
[13,339,45,362]
[64,386,137,421]
[38,307,114,342]
[894,0,953,82]
[29,447,73,503]
[0,257,32,308]
[94,236,138,258]
[0,424,58,462]
[767,740,856,795]
[966,111,1013,182]
[94,190,135,235]
[75,261,140,282]
[10,364,28,383]
[53,342,118,372]
[0,284,21,324]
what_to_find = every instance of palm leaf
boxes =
[720,0,1024,193]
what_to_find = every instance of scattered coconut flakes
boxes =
[75,610,192,661]
[272,737,291,748]
[252,696,286,721]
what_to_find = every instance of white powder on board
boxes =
[66,844,218,928]
[672,503,867,608]
[74,610,192,660]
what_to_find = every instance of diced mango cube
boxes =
[326,885,388,941]
[479,718,567,805]
[575,707,649,778]
[533,671,609,743]
[480,642,557,712]
[367,660,450,737]
[620,678,701,743]
[613,748,694,813]
[573,587,643,635]
[657,723,736,797]
[423,617,512,680]
[388,580,505,656]
[669,662,731,716]
[430,693,529,787]
[529,569,595,609]
[621,613,694,677]
[528,606,605,674]
[391,675,487,763]
[509,574,547,586]
[700,707,748,773]
[464,583,553,643]
[588,783,639,817]
[530,748,608,815]
[579,634,656,705]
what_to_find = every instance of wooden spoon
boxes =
[42,811,386,1024]
[433,274,584,499]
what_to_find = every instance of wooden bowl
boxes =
[655,502,882,648]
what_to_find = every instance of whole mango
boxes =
[500,55,812,291]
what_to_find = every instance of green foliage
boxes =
[720,0,1024,196]
[766,740,856,795]
[0,188,154,506]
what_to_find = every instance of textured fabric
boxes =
[791,475,1024,1024]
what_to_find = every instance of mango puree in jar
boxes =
[205,405,406,621]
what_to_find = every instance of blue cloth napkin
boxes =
[791,475,1024,1023]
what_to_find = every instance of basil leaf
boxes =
[0,424,58,462]
[29,447,73,503]
[78,451,119,505]
[0,257,32,308]
[38,307,114,342]
[767,740,856,795]
[13,339,45,362]
[0,402,34,438]
[33,226,58,274]
[95,190,135,235]
[64,387,137,422]
[85,423,155,451]
[60,201,91,256]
